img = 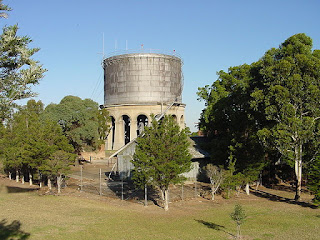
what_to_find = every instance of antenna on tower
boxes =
[98,33,105,64]
[102,32,105,59]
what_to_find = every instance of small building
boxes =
[109,136,210,181]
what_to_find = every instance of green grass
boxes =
[0,188,319,240]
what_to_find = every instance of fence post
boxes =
[80,165,83,192]
[99,168,102,196]
[181,184,184,200]
[121,179,124,200]
[144,184,148,206]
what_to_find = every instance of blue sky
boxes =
[2,0,320,131]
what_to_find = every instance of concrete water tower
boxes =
[102,51,185,150]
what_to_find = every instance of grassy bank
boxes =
[0,181,319,240]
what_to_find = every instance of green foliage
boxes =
[198,33,320,200]
[42,95,109,153]
[1,99,75,184]
[230,204,247,239]
[0,24,46,121]
[132,115,192,192]
[308,156,320,205]
[0,0,11,19]
[41,150,75,178]
[97,108,109,141]
[230,204,247,225]
[197,64,266,185]
[251,33,320,200]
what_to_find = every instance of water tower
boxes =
[102,52,185,150]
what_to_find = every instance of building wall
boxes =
[105,104,185,150]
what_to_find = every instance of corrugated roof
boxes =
[110,136,210,159]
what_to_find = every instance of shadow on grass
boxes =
[251,189,318,209]
[107,180,161,206]
[195,219,234,238]
[5,186,39,194]
[267,184,309,193]
[0,219,30,239]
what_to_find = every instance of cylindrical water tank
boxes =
[103,53,183,106]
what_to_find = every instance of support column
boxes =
[106,128,112,150]
[130,119,137,139]
[114,118,124,149]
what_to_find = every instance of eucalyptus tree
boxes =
[251,33,320,201]
[204,164,224,200]
[198,33,320,201]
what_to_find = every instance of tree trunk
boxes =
[236,224,241,240]
[245,183,250,195]
[29,172,33,186]
[144,184,148,207]
[160,188,165,201]
[16,170,19,182]
[164,189,169,211]
[181,184,184,200]
[21,175,24,184]
[57,175,61,194]
[39,172,42,188]
[211,186,215,200]
[8,172,12,180]
[236,186,241,196]
[48,178,52,190]
[294,144,302,201]
[255,181,260,191]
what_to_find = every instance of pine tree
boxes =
[132,115,191,211]
[230,204,247,240]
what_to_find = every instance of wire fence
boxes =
[67,162,212,204]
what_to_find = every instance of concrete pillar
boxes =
[130,119,137,140]
[114,118,124,149]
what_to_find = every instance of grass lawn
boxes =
[0,179,319,240]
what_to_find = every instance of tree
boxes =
[230,204,247,240]
[197,64,266,191]
[198,33,320,201]
[251,33,320,201]
[0,20,46,121]
[0,0,11,19]
[42,96,109,153]
[41,150,75,193]
[1,99,75,189]
[132,115,191,211]
[307,155,320,205]
[204,164,224,200]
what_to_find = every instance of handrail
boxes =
[105,48,181,59]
